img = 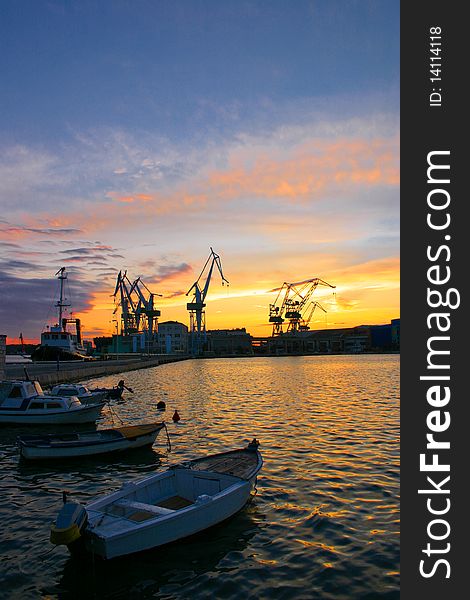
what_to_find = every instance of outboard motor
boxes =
[50,492,88,547]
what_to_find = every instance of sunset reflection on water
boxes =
[0,354,399,599]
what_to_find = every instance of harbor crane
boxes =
[113,271,161,337]
[186,247,229,355]
[268,277,335,336]
[300,301,327,331]
[129,277,162,336]
[113,271,138,335]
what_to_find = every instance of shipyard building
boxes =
[157,321,189,354]
[252,319,400,355]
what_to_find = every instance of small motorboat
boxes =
[49,383,107,405]
[18,422,166,460]
[50,439,262,559]
[90,380,134,400]
[0,380,106,425]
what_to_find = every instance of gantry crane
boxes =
[113,271,138,335]
[186,247,229,355]
[113,271,161,338]
[269,278,335,336]
[129,277,162,336]
[299,301,327,331]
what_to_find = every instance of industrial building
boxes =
[206,328,253,355]
[252,319,400,355]
[157,321,189,354]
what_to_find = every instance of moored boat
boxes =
[48,380,133,404]
[18,422,165,460]
[49,383,107,405]
[0,380,105,425]
[31,267,93,362]
[50,439,262,559]
[90,380,134,400]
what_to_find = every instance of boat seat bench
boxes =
[114,499,174,516]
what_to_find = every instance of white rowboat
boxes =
[50,440,262,559]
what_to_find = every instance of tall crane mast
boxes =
[186,247,229,355]
[113,271,138,335]
[269,278,335,336]
[54,267,71,330]
[53,267,83,342]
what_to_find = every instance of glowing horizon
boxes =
[7,250,399,345]
[0,3,399,344]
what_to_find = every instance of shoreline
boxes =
[4,355,189,386]
[4,351,399,385]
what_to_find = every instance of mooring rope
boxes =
[163,422,172,452]
[107,403,124,425]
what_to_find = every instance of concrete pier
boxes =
[4,355,189,386]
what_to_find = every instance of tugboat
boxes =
[31,268,93,362]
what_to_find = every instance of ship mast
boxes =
[55,267,71,330]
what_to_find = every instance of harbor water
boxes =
[0,355,399,599]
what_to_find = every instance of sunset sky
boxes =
[0,1,399,343]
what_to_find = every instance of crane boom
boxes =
[186,247,229,355]
[113,271,161,339]
[268,277,335,335]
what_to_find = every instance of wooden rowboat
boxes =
[18,422,165,460]
[50,439,262,559]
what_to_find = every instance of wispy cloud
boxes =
[2,133,398,246]
[0,224,82,238]
[1,112,399,339]
[0,271,98,336]
[151,262,193,284]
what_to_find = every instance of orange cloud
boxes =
[207,137,399,201]
[6,135,398,241]
[109,193,154,203]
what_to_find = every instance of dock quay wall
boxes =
[4,355,189,386]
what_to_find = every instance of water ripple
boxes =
[0,354,399,599]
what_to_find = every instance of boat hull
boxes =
[78,392,107,404]
[87,480,252,559]
[31,345,93,362]
[48,386,108,405]
[50,443,262,560]
[19,424,164,460]
[0,403,104,425]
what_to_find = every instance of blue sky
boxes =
[1,1,399,142]
[0,1,400,340]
